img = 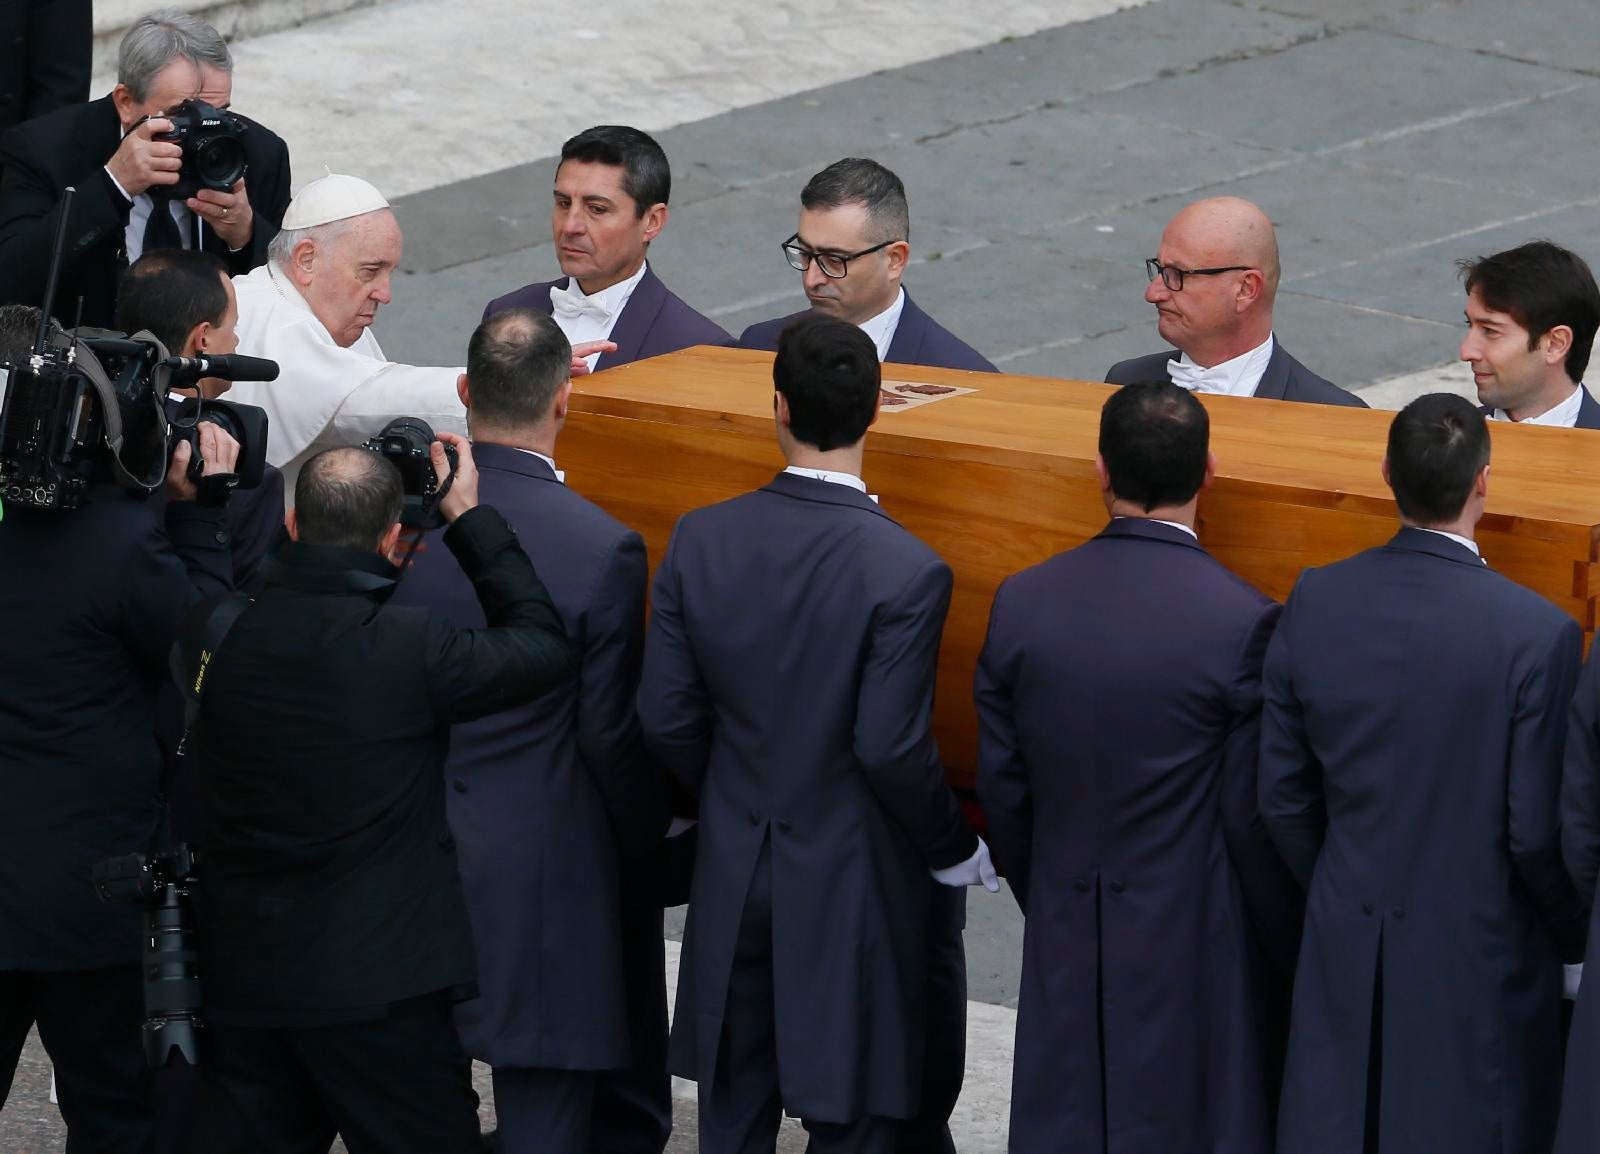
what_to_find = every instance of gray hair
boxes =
[267,218,360,269]
[118,9,233,100]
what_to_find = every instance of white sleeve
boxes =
[329,361,468,446]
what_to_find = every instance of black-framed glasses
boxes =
[1145,258,1252,292]
[782,233,897,279]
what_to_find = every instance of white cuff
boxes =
[103,165,133,203]
[931,836,1000,892]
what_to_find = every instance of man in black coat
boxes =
[1107,197,1365,407]
[976,381,1298,1154]
[1557,631,1600,1153]
[186,442,577,1153]
[0,301,239,1153]
[392,309,669,1153]
[1260,393,1586,1154]
[0,0,90,138]
[1459,240,1600,429]
[638,316,997,1154]
[0,9,289,330]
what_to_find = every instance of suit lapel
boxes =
[884,292,928,366]
[598,267,667,370]
[1253,342,1292,401]
[1577,388,1600,430]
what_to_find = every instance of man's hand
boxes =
[433,431,478,523]
[106,118,182,198]
[570,340,618,377]
[166,422,241,502]
[187,179,254,250]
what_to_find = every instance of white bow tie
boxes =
[549,282,612,324]
[1166,357,1231,395]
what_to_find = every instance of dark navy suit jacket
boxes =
[1107,341,1367,407]
[391,443,660,1069]
[1261,527,1585,1154]
[637,470,976,1120]
[1557,642,1600,1154]
[1478,386,1600,429]
[737,291,997,372]
[482,265,730,370]
[977,518,1294,1154]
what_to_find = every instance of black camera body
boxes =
[151,99,249,200]
[93,845,206,1069]
[361,417,457,530]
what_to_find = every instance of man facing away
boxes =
[1260,393,1586,1154]
[738,157,995,373]
[976,381,1299,1154]
[1459,240,1600,429]
[392,309,669,1154]
[187,442,577,1153]
[1107,197,1365,407]
[484,124,729,371]
[638,316,997,1154]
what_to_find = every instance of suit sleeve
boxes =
[1220,600,1304,980]
[974,579,1032,911]
[231,128,289,275]
[1257,576,1327,888]
[1563,646,1600,905]
[1508,616,1589,962]
[122,501,235,679]
[575,530,669,853]
[424,504,577,723]
[855,557,978,871]
[637,526,714,798]
[24,0,91,121]
[0,136,130,310]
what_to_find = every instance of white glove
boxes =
[931,837,1001,892]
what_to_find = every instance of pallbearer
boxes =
[976,381,1297,1154]
[1261,394,1585,1154]
[638,316,996,1154]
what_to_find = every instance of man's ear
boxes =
[641,203,668,245]
[885,240,911,283]
[284,507,300,542]
[110,84,141,129]
[456,373,470,411]
[866,385,883,429]
[553,380,573,424]
[1380,455,1392,490]
[1094,453,1112,495]
[1236,269,1267,312]
[380,522,403,562]
[1477,461,1492,499]
[189,321,213,357]
[1200,450,1217,493]
[775,390,791,430]
[290,239,318,287]
[1543,324,1574,369]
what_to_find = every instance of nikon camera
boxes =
[149,99,250,200]
[360,417,458,530]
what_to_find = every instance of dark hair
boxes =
[465,309,572,430]
[1386,393,1490,525]
[116,249,230,355]
[773,314,881,452]
[1458,240,1600,382]
[559,125,671,216]
[800,158,910,245]
[294,447,404,550]
[1098,382,1210,511]
[0,303,42,364]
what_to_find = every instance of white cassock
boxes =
[227,262,467,499]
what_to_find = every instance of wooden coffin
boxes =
[557,345,1600,791]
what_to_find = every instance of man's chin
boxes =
[807,297,844,319]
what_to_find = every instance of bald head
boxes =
[293,446,403,550]
[1147,197,1281,366]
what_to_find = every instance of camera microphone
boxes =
[162,354,280,384]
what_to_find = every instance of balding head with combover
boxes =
[292,446,404,551]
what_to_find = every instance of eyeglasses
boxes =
[782,233,898,279]
[1145,258,1252,292]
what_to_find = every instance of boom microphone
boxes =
[162,354,280,385]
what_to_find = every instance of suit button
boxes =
[1109,881,1126,895]
[1362,903,1374,915]
[776,819,793,833]
[1392,908,1405,920]
[214,530,230,544]
[1073,878,1090,893]
[452,780,467,793]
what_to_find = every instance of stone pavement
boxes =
[11,0,1600,1149]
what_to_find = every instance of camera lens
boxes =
[195,136,247,190]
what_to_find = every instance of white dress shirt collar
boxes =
[1114,514,1198,540]
[782,465,878,503]
[1168,334,1275,398]
[1414,527,1481,557]
[1491,384,1585,427]
[857,288,906,362]
[513,447,564,483]
[550,261,648,371]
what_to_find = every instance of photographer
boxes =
[0,8,290,329]
[0,301,239,1151]
[117,248,287,586]
[185,440,577,1153]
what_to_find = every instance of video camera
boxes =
[92,844,206,1069]
[361,416,458,531]
[144,98,250,200]
[0,187,278,511]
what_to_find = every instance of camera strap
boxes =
[171,592,255,759]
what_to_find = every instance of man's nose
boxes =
[1459,331,1478,363]
[372,274,393,305]
[802,261,830,294]
[558,206,586,236]
[1145,277,1169,305]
